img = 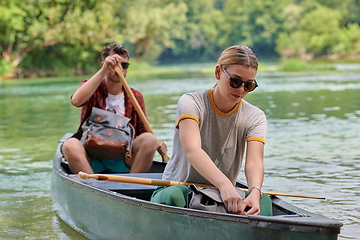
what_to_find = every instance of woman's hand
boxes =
[219,185,244,215]
[220,184,262,215]
[240,190,261,215]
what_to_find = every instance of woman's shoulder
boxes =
[182,89,207,97]
[241,99,265,115]
[179,90,207,102]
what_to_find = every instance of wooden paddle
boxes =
[78,171,325,199]
[114,65,170,162]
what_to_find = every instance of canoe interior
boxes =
[56,133,310,216]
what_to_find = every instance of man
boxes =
[62,43,167,174]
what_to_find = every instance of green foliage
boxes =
[277,59,336,72]
[275,2,357,60]
[19,44,100,77]
[314,0,360,24]
[221,0,293,55]
[174,0,225,60]
[127,60,158,74]
[332,23,360,56]
[0,0,120,73]
[298,7,342,55]
[116,0,188,62]
[127,60,184,76]
[0,59,13,75]
[277,59,313,72]
[1,0,360,78]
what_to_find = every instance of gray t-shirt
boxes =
[162,89,267,185]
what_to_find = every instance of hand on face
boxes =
[102,54,128,80]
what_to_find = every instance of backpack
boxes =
[187,184,245,213]
[80,107,135,160]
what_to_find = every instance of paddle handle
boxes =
[78,172,325,199]
[114,65,170,162]
[79,172,211,188]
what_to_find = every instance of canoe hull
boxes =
[51,134,342,240]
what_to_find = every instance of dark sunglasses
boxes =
[121,62,130,69]
[221,66,258,92]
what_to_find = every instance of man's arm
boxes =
[71,54,122,107]
[71,66,109,107]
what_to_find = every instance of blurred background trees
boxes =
[1,0,359,78]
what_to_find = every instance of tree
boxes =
[158,0,226,62]
[332,23,360,57]
[314,0,360,25]
[0,0,120,75]
[220,0,292,56]
[298,7,342,56]
[276,4,343,59]
[116,0,188,62]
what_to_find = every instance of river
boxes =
[0,64,359,239]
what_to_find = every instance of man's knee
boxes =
[62,138,81,153]
[138,132,158,150]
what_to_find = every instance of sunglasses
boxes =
[121,62,130,69]
[221,66,258,92]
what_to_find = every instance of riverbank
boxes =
[1,59,360,81]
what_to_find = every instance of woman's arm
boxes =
[178,118,244,214]
[241,140,264,215]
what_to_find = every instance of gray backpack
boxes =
[80,107,135,160]
[187,184,245,213]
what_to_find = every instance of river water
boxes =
[0,64,359,239]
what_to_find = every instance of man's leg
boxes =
[126,132,158,173]
[62,137,93,174]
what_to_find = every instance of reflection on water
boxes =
[0,68,359,239]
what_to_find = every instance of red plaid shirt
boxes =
[75,79,148,137]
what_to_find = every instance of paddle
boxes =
[78,171,325,199]
[114,65,170,162]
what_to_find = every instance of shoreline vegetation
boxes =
[2,0,360,81]
[1,59,360,81]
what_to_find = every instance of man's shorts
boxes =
[91,158,130,173]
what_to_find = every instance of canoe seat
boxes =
[75,173,161,201]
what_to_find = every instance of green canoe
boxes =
[51,134,342,240]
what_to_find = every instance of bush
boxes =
[277,59,313,71]
[0,60,13,76]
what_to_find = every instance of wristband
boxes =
[249,186,262,199]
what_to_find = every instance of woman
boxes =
[151,46,271,216]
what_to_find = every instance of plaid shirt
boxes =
[75,79,148,137]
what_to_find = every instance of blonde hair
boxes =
[217,46,258,69]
